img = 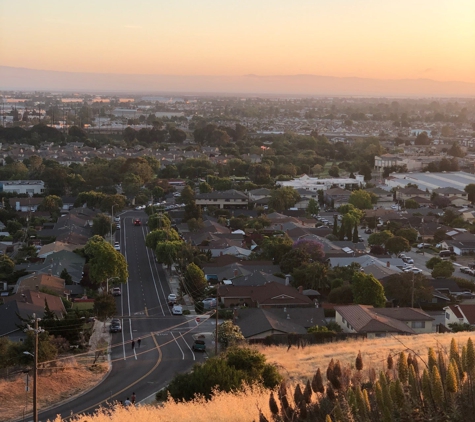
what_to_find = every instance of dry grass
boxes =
[9,332,475,422]
[61,385,272,422]
[0,361,108,421]
[255,331,475,383]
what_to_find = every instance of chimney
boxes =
[298,286,303,293]
[387,261,390,268]
[285,274,290,286]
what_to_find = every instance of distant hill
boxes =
[1,66,475,97]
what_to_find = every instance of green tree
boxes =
[199,182,213,193]
[292,262,328,290]
[40,195,63,215]
[432,261,454,278]
[328,165,340,177]
[145,229,179,249]
[426,256,443,270]
[23,331,58,364]
[180,185,195,205]
[94,293,117,322]
[351,272,385,307]
[92,213,113,237]
[259,235,293,263]
[147,212,172,230]
[268,187,300,212]
[465,184,475,202]
[385,236,410,256]
[368,230,394,246]
[155,240,183,270]
[183,262,207,300]
[348,190,374,210]
[217,321,245,348]
[84,235,128,285]
[383,273,433,307]
[307,198,320,216]
[280,248,310,274]
[404,199,420,209]
[60,268,73,285]
[0,255,15,275]
[395,228,418,244]
[415,131,430,145]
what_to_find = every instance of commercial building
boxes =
[277,174,365,191]
[0,180,45,195]
[386,171,475,193]
[195,189,249,209]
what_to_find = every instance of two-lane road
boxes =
[37,211,204,422]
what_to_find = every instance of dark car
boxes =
[192,339,206,352]
[364,229,373,234]
[134,219,141,226]
[109,318,122,333]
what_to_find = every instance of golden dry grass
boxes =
[255,331,475,383]
[9,332,475,422]
[0,361,107,421]
[60,385,272,422]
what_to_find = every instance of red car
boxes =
[134,219,141,226]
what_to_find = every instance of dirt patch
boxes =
[0,361,108,421]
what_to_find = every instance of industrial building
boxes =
[385,172,475,193]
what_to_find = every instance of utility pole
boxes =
[215,296,219,355]
[411,272,415,308]
[24,314,43,422]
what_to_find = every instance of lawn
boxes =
[72,301,94,311]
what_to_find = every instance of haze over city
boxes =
[1,0,475,95]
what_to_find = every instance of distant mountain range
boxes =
[1,66,475,97]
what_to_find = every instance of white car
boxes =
[116,224,120,230]
[114,216,120,222]
[172,305,183,315]
[411,268,423,274]
[417,243,431,249]
[167,293,177,304]
[114,242,120,251]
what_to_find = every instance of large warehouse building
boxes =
[385,171,475,192]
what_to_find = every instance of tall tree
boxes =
[183,263,208,300]
[348,190,374,210]
[351,272,386,308]
[385,236,410,256]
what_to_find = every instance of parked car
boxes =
[417,243,431,249]
[358,236,364,242]
[460,267,471,274]
[112,287,121,296]
[109,318,122,333]
[439,250,453,257]
[167,293,177,305]
[402,257,414,264]
[365,229,373,234]
[192,339,206,352]
[116,224,120,230]
[114,242,120,251]
[172,305,183,315]
[398,253,407,259]
[114,216,120,222]
[202,298,217,309]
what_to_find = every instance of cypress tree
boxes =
[421,369,432,404]
[312,368,325,394]
[352,223,359,243]
[428,347,437,371]
[338,223,345,240]
[397,351,409,384]
[437,350,447,382]
[347,387,357,417]
[333,214,338,236]
[462,345,468,372]
[355,385,367,419]
[327,358,335,382]
[325,416,332,422]
[446,360,459,394]
[355,351,363,371]
[294,384,304,408]
[303,379,312,404]
[408,365,419,401]
[430,365,444,404]
[387,353,394,370]
[326,383,335,401]
[298,398,308,419]
[466,338,475,373]
[393,379,405,407]
[410,355,419,375]
[269,392,279,415]
[380,372,393,413]
[362,388,371,414]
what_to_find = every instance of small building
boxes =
[0,180,45,195]
[196,189,249,209]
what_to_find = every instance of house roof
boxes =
[234,308,308,338]
[372,307,433,322]
[433,187,465,195]
[429,278,464,294]
[325,187,351,196]
[447,305,475,325]
[196,189,248,200]
[398,187,427,195]
[335,305,415,334]
[2,289,66,318]
[218,282,313,307]
[15,273,65,295]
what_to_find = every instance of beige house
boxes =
[335,305,433,338]
[396,187,430,202]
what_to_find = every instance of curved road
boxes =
[37,211,206,422]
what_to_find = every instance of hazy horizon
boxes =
[2,66,475,97]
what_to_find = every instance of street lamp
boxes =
[106,276,120,293]
[110,204,118,246]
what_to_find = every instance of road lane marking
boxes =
[62,332,162,420]
[170,332,185,359]
[145,307,148,316]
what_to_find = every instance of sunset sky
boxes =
[1,0,474,83]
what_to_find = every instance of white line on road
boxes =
[170,332,185,360]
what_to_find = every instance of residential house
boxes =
[444,304,475,327]
[295,188,319,209]
[234,307,326,340]
[0,290,66,340]
[334,305,432,338]
[217,282,314,308]
[324,187,351,207]
[396,187,430,202]
[14,273,67,296]
[248,188,271,203]
[37,241,80,259]
[195,189,249,209]
[9,197,43,212]
[366,187,394,206]
[446,231,475,255]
